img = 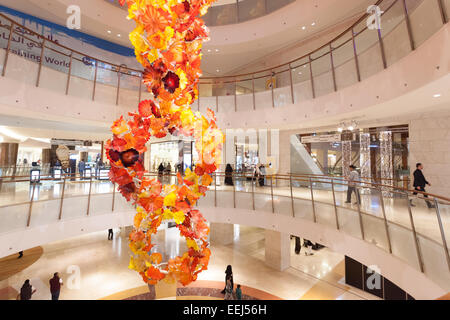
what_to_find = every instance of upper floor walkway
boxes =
[0,0,449,131]
[0,171,449,299]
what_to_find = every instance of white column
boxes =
[265,230,290,271]
[210,223,234,245]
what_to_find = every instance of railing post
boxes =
[290,174,295,217]
[434,199,450,272]
[116,65,121,106]
[355,186,365,240]
[308,56,316,98]
[138,72,143,104]
[2,21,14,77]
[112,182,116,212]
[198,83,201,111]
[65,52,73,95]
[351,28,361,82]
[405,192,424,272]
[289,63,295,104]
[329,44,337,92]
[251,175,255,211]
[309,177,317,223]
[402,0,415,51]
[234,81,237,112]
[92,60,98,101]
[378,191,392,254]
[233,176,236,209]
[252,74,256,110]
[58,174,66,220]
[87,175,93,216]
[331,178,339,230]
[36,39,46,87]
[437,0,448,24]
[270,71,275,108]
[214,172,217,207]
[27,182,37,227]
[270,175,274,213]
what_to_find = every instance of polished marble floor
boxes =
[0,225,379,300]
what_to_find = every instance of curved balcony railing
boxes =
[0,0,448,113]
[0,171,449,291]
[107,0,296,26]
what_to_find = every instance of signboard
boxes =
[301,134,342,144]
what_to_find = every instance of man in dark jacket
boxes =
[412,163,434,208]
[49,272,63,300]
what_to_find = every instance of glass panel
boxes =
[235,76,254,112]
[39,41,71,93]
[238,0,266,22]
[215,81,236,113]
[407,0,443,47]
[69,52,96,100]
[0,203,29,233]
[253,71,273,110]
[388,221,421,270]
[332,32,358,90]
[291,58,313,103]
[311,52,334,97]
[205,3,238,26]
[273,66,291,107]
[118,69,140,108]
[267,0,295,13]
[381,0,411,67]
[354,20,384,80]
[5,26,43,84]
[436,200,450,250]
[95,61,119,105]
[445,0,450,21]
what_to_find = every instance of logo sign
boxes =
[367,5,384,30]
[301,134,342,144]
[66,5,81,30]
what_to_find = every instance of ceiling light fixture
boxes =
[311,22,316,26]
[302,26,306,30]
[433,93,441,98]
[117,34,121,37]
[107,30,111,34]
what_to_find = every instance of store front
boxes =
[149,139,198,174]
[299,125,409,188]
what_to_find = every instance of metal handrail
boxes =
[1,170,449,278]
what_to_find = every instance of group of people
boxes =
[18,273,63,300]
[345,162,435,209]
[221,265,243,300]
[224,163,267,187]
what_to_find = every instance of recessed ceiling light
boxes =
[299,72,302,75]
[207,49,211,52]
[107,30,111,34]
[433,94,441,98]
[302,26,306,30]
[216,69,220,72]
[117,34,121,37]
[215,49,219,52]
[311,22,316,26]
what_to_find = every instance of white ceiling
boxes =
[0,0,376,75]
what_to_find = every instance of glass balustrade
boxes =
[0,0,447,113]
[0,171,449,290]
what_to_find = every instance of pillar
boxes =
[359,132,371,193]
[0,142,18,166]
[380,131,393,197]
[342,140,352,178]
[41,148,52,165]
[210,222,234,245]
[265,230,290,271]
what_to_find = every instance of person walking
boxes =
[412,163,435,208]
[294,236,301,255]
[345,165,361,205]
[257,164,266,187]
[224,276,234,300]
[18,279,36,300]
[225,164,234,186]
[108,228,114,240]
[49,272,63,300]
[78,160,85,179]
[235,284,242,300]
[221,265,233,294]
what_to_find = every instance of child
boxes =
[235,284,242,300]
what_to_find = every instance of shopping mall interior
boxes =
[0,0,449,304]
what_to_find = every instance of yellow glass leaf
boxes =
[162,209,173,220]
[173,210,185,225]
[163,192,176,207]
[186,239,199,251]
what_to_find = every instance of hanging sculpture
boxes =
[106,0,223,286]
